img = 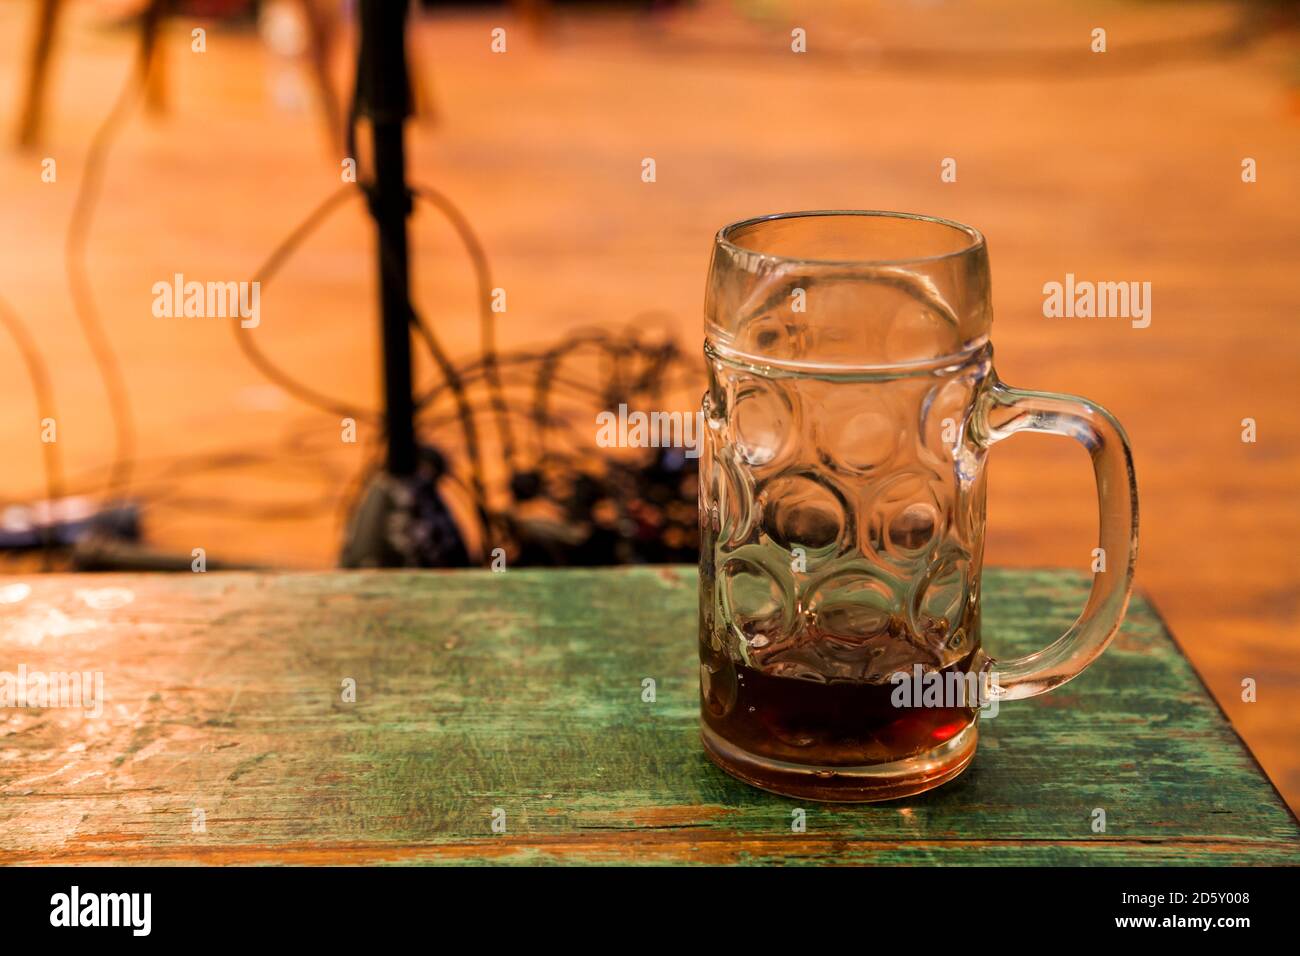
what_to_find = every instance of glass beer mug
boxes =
[698,211,1138,801]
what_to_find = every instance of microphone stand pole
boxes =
[342,0,468,568]
[360,0,416,477]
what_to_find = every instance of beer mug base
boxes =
[700,719,979,803]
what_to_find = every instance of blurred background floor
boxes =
[0,0,1297,808]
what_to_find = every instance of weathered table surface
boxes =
[0,567,1296,865]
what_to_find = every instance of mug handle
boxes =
[971,378,1139,701]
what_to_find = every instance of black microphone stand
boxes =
[341,0,468,568]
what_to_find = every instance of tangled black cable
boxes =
[63,24,155,507]
[229,180,502,523]
[0,294,66,568]
[10,9,703,569]
[230,174,700,561]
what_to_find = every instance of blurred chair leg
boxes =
[299,0,346,153]
[406,4,439,128]
[140,0,170,116]
[512,0,551,37]
[15,0,66,149]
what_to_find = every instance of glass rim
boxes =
[715,209,986,268]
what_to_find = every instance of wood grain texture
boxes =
[0,567,1295,865]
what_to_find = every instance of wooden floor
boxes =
[0,2,1297,809]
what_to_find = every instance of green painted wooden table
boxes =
[0,568,1296,865]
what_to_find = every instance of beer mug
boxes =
[698,211,1138,801]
